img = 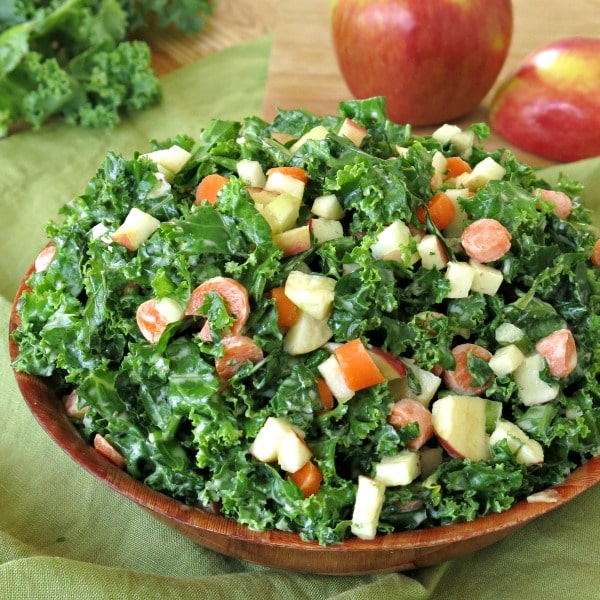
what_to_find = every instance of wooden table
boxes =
[149,0,600,165]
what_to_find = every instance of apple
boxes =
[111,207,161,251]
[468,260,504,295]
[140,144,191,182]
[351,475,386,540]
[445,261,475,298]
[317,354,355,403]
[513,352,559,406]
[236,159,266,188]
[284,270,336,321]
[416,234,448,270]
[370,220,418,264]
[488,343,525,377]
[249,417,302,463]
[373,451,420,487]
[338,118,368,146]
[264,170,305,199]
[331,0,513,126]
[283,310,333,356]
[461,157,506,191]
[309,218,344,244]
[489,420,544,466]
[368,347,407,380]
[490,37,600,162]
[311,194,345,220]
[431,394,491,461]
[388,359,441,407]
[290,125,330,153]
[276,430,313,473]
[274,225,311,257]
[256,192,301,234]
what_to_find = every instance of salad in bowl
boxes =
[11,98,600,546]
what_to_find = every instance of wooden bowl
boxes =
[9,264,600,575]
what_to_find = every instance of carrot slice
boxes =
[195,173,229,205]
[185,276,250,342]
[316,376,335,413]
[535,328,577,378]
[136,298,182,344]
[334,338,386,391]
[592,239,600,267]
[268,286,299,327]
[535,188,573,219]
[442,343,494,395]
[266,166,309,183]
[93,434,127,469]
[288,460,323,498]
[416,192,455,231]
[215,335,264,380]
[388,398,434,450]
[444,156,472,180]
[460,218,512,263]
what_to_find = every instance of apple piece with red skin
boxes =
[368,347,407,381]
[490,37,600,163]
[338,118,368,146]
[274,225,311,257]
[331,0,513,126]
[111,207,161,251]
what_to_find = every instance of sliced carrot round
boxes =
[416,192,455,231]
[535,328,577,378]
[266,166,309,183]
[592,239,600,267]
[444,156,472,180]
[93,434,127,469]
[288,460,323,498]
[334,338,386,391]
[534,188,573,219]
[195,173,230,205]
[442,343,494,396]
[185,276,250,342]
[387,398,434,450]
[461,218,511,263]
[215,335,264,380]
[268,286,299,328]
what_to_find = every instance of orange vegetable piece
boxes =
[195,173,230,205]
[93,434,127,469]
[316,376,335,413]
[535,328,577,378]
[388,398,434,450]
[444,156,472,180]
[460,218,512,263]
[136,298,178,344]
[534,188,573,219]
[288,460,323,498]
[268,286,299,328]
[334,338,386,392]
[416,192,456,231]
[266,166,309,183]
[442,343,494,396]
[592,239,600,267]
[215,335,264,380]
[185,276,250,342]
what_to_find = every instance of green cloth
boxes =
[2,34,600,599]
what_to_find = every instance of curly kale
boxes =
[0,0,214,136]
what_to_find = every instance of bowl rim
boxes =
[9,260,600,573]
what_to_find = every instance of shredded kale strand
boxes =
[11,98,600,545]
[0,0,214,135]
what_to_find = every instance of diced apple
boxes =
[489,344,526,376]
[450,130,475,159]
[140,145,191,182]
[431,394,491,461]
[351,475,386,540]
[236,159,266,188]
[495,322,525,344]
[317,354,355,404]
[249,416,296,463]
[283,310,333,355]
[462,157,506,191]
[257,192,301,233]
[111,207,161,251]
[439,188,470,237]
[432,123,462,144]
[370,220,417,265]
[309,218,344,244]
[284,270,336,321]
[247,187,279,206]
[419,446,444,479]
[274,225,311,257]
[431,150,448,178]
[374,451,420,487]
[514,352,559,406]
[489,420,544,465]
[388,359,441,407]
[367,347,407,381]
[311,194,345,220]
[290,125,330,153]
[445,260,475,298]
[338,117,368,146]
[468,260,503,295]
[264,170,305,199]
[146,172,172,199]
[277,429,313,473]
[417,234,449,270]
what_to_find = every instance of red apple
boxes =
[490,37,600,162]
[331,0,513,126]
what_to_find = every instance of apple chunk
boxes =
[338,118,368,146]
[350,475,386,540]
[489,420,544,465]
[284,270,336,321]
[374,451,420,487]
[311,194,345,220]
[111,207,160,251]
[274,225,311,257]
[249,417,297,463]
[277,430,313,473]
[283,310,333,356]
[431,395,491,461]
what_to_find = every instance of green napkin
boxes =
[2,35,600,599]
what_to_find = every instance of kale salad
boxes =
[12,98,600,545]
